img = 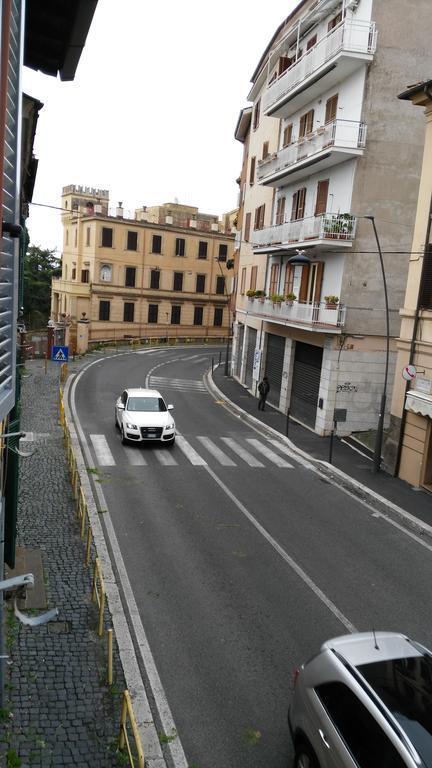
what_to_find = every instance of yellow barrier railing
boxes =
[119,690,145,768]
[92,557,106,637]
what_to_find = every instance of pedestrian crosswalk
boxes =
[88,433,295,470]
[149,375,207,393]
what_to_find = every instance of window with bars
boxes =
[148,304,158,323]
[214,307,223,326]
[173,272,183,291]
[194,306,203,325]
[124,302,135,322]
[196,274,206,293]
[171,305,181,324]
[101,227,113,247]
[175,237,185,256]
[125,266,136,287]
[150,269,160,289]
[127,231,138,251]
[99,301,110,321]
[198,241,208,259]
[152,234,162,253]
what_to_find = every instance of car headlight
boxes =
[165,422,175,431]
[125,422,138,430]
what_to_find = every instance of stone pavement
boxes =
[2,358,125,768]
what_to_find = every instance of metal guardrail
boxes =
[119,690,145,768]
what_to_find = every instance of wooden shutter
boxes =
[313,262,325,302]
[325,94,338,124]
[240,267,246,293]
[315,180,329,216]
[283,123,293,147]
[244,212,251,241]
[299,114,307,138]
[306,109,314,134]
[270,264,279,295]
[328,11,342,31]
[259,204,265,230]
[278,56,290,75]
[307,34,317,50]
[284,265,295,296]
[262,141,269,159]
[297,188,306,219]
[249,156,256,184]
[250,265,257,291]
[291,192,298,221]
[299,265,310,302]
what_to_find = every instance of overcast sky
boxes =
[23,0,296,254]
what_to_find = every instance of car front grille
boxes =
[140,427,163,439]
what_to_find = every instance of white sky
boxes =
[23,0,296,255]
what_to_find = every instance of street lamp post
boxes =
[215,257,231,376]
[364,215,390,474]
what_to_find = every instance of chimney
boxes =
[116,201,124,218]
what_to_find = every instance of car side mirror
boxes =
[117,403,125,410]
[167,404,174,410]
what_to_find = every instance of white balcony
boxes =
[244,297,346,332]
[257,120,367,186]
[263,19,377,117]
[252,213,356,253]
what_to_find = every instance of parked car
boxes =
[115,388,175,446]
[289,631,432,768]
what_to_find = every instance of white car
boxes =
[115,388,175,446]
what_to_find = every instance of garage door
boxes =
[235,324,245,377]
[290,342,323,427]
[245,328,257,389]
[265,333,285,408]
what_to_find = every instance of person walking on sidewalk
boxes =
[258,376,270,411]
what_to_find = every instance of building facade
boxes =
[232,0,431,447]
[390,81,432,491]
[51,186,235,350]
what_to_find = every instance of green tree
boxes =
[23,246,60,329]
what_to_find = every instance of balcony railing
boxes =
[245,297,346,329]
[263,19,377,114]
[252,213,356,249]
[257,120,367,184]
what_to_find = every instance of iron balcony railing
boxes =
[252,212,356,248]
[263,19,377,114]
[246,296,346,328]
[257,120,367,183]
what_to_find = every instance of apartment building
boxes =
[232,0,431,445]
[51,186,235,350]
[390,81,432,491]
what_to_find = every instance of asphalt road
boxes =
[71,346,432,768]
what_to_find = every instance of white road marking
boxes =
[373,512,432,553]
[204,463,357,634]
[175,436,207,465]
[90,434,116,465]
[123,446,147,465]
[154,449,178,466]
[246,438,294,467]
[150,376,206,391]
[221,437,264,467]
[196,437,236,466]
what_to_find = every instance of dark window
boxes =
[173,272,183,291]
[316,682,407,768]
[253,98,260,130]
[244,212,251,242]
[171,305,181,324]
[315,179,329,216]
[198,241,208,259]
[214,307,223,326]
[152,234,162,253]
[148,304,158,323]
[196,274,206,293]
[71,267,76,280]
[216,275,225,295]
[262,141,269,159]
[194,306,203,325]
[86,227,90,246]
[127,231,138,250]
[101,227,113,247]
[175,238,185,256]
[125,266,136,287]
[249,156,256,185]
[420,244,432,308]
[254,205,265,230]
[123,302,134,322]
[99,300,110,321]
[150,269,160,289]
[218,244,228,262]
[81,269,89,283]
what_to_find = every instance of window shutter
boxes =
[307,35,317,50]
[270,264,279,295]
[299,265,310,302]
[313,262,325,302]
[278,56,290,75]
[249,156,256,184]
[299,115,307,138]
[291,192,299,221]
[297,188,306,219]
[284,265,295,296]
[325,94,338,124]
[244,212,251,241]
[250,265,257,291]
[315,180,329,216]
[276,197,286,225]
[306,109,314,134]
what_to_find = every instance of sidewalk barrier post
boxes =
[118,690,145,768]
[107,628,113,685]
[92,558,106,637]
[211,357,214,374]
[285,407,290,437]
[85,526,92,567]
[328,417,337,464]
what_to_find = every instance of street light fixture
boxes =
[286,249,312,267]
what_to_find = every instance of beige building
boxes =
[51,186,235,351]
[389,81,432,491]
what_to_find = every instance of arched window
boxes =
[100,264,112,282]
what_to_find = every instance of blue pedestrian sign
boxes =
[52,345,69,362]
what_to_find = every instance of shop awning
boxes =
[405,390,432,419]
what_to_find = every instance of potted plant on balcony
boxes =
[246,289,256,299]
[255,289,267,303]
[324,213,354,239]
[226,258,235,270]
[324,295,339,309]
[270,293,284,305]
[285,292,297,305]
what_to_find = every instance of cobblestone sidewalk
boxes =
[2,359,125,767]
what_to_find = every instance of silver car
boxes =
[115,388,175,446]
[289,631,432,768]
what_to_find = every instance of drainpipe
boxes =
[393,189,432,477]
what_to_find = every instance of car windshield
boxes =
[358,655,432,766]
[127,397,167,413]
